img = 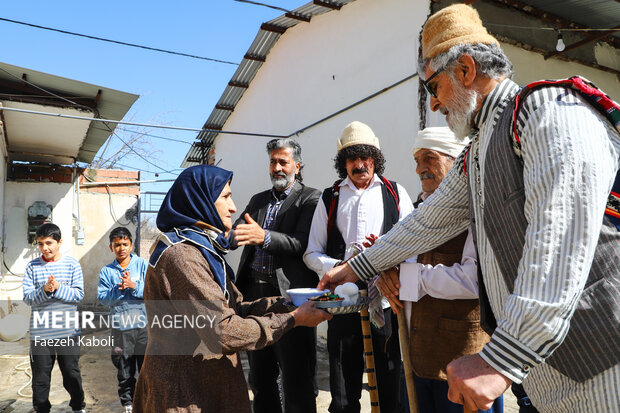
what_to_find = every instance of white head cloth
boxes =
[412,126,469,158]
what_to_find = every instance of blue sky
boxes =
[1,0,305,196]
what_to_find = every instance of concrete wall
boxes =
[1,181,75,301]
[0,169,139,305]
[211,0,618,270]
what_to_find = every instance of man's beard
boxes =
[271,171,295,191]
[445,77,478,140]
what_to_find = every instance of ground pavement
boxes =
[0,330,518,412]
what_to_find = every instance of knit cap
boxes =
[422,4,499,59]
[337,121,380,152]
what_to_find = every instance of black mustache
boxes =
[352,167,369,174]
[272,172,287,178]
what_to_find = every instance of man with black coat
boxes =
[233,138,321,413]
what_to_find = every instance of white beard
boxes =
[271,171,295,190]
[445,78,479,140]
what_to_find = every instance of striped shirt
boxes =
[23,255,84,340]
[350,79,620,411]
[250,180,296,274]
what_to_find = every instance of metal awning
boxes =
[0,61,138,165]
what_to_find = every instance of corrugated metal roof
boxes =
[0,61,138,165]
[518,0,620,36]
[182,0,619,167]
[181,0,356,167]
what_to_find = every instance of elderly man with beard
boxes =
[377,127,503,413]
[233,138,321,413]
[319,4,620,413]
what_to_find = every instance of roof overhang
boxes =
[0,61,139,165]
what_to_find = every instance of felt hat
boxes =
[337,121,380,152]
[422,4,499,60]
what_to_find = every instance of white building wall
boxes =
[0,181,138,304]
[212,0,619,271]
[1,182,74,301]
[73,191,138,304]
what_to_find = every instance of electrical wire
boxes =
[0,106,290,137]
[3,258,18,277]
[108,130,173,173]
[288,72,419,137]
[0,66,91,111]
[233,0,291,13]
[485,23,619,32]
[0,17,239,65]
[105,185,132,226]
[92,126,194,145]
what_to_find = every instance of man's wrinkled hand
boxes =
[234,213,266,246]
[317,263,358,291]
[446,354,511,411]
[292,301,332,327]
[377,267,403,314]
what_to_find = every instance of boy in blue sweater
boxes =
[97,227,148,413]
[23,223,86,413]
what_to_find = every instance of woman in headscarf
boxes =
[133,165,330,413]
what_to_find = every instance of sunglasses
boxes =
[421,67,445,98]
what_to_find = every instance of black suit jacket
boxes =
[233,182,321,296]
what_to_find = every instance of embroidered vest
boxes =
[470,91,620,383]
[409,230,490,381]
[322,177,400,260]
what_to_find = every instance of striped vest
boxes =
[470,91,620,383]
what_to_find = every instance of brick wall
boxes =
[79,169,140,196]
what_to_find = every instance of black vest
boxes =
[470,93,620,383]
[322,177,400,260]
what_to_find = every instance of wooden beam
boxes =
[202,124,222,131]
[0,78,98,109]
[487,0,620,48]
[215,104,235,111]
[244,53,266,62]
[260,22,287,34]
[313,0,342,10]
[285,12,311,22]
[228,80,249,89]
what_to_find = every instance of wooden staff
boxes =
[398,311,477,413]
[360,290,380,413]
[397,310,419,413]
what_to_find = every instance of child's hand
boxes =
[44,275,59,293]
[118,271,136,290]
[362,234,378,248]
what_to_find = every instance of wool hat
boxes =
[412,126,469,158]
[422,4,499,60]
[337,121,380,152]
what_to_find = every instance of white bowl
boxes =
[286,288,330,306]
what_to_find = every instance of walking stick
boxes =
[360,290,380,413]
[397,310,419,413]
[397,310,477,413]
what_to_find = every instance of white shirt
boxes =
[399,226,479,330]
[304,174,414,277]
[400,227,478,302]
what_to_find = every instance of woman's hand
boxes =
[292,301,333,327]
